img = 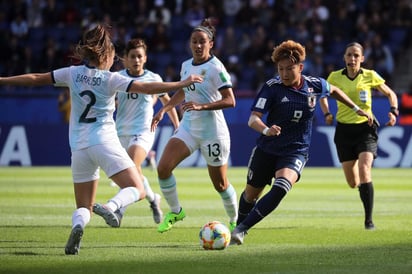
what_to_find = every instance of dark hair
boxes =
[192,17,217,41]
[73,24,114,65]
[124,38,147,55]
[345,42,364,54]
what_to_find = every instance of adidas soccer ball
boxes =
[199,221,231,250]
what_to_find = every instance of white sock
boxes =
[159,175,180,213]
[106,186,140,212]
[143,176,155,202]
[219,184,238,223]
[72,207,90,229]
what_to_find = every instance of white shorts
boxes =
[118,131,155,155]
[173,127,230,167]
[71,143,135,183]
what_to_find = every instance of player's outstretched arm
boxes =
[130,74,203,95]
[0,73,53,87]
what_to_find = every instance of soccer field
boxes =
[0,167,411,274]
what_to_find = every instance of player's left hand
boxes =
[181,101,201,112]
[324,113,334,125]
[151,111,165,131]
[385,112,397,126]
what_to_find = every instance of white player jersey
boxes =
[180,56,232,139]
[115,69,163,136]
[52,65,134,151]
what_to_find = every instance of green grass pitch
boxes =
[0,166,411,274]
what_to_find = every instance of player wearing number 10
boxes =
[151,18,238,233]
[0,24,202,255]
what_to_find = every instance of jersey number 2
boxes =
[79,90,97,123]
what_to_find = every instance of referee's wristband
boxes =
[262,127,269,136]
[352,105,360,112]
[390,107,399,117]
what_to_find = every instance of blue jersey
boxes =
[251,75,330,156]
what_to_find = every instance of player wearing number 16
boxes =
[0,24,202,255]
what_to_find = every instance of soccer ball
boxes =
[199,221,231,250]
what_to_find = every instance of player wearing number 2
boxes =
[0,24,202,254]
[230,40,373,245]
[151,18,238,233]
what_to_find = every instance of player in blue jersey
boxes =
[230,40,373,245]
[0,24,202,254]
[98,38,180,226]
[151,18,239,233]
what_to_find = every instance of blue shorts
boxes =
[246,146,307,188]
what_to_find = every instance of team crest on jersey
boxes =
[307,94,316,107]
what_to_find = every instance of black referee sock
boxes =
[359,182,374,222]
[237,191,256,225]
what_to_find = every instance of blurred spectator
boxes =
[184,0,205,28]
[5,36,26,75]
[222,0,242,26]
[134,0,149,28]
[163,63,180,82]
[148,0,172,27]
[26,0,45,28]
[226,55,241,90]
[39,37,63,72]
[149,22,170,53]
[60,0,80,26]
[399,83,412,125]
[10,13,28,39]
[42,0,62,27]
[306,0,329,22]
[216,25,239,58]
[364,34,394,84]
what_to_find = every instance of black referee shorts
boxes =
[334,121,378,162]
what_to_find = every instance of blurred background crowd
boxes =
[0,0,411,96]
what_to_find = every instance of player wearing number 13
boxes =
[0,24,202,255]
[151,18,238,233]
[230,40,373,245]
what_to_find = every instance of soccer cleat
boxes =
[365,220,375,230]
[65,225,83,255]
[113,209,123,227]
[93,203,120,228]
[157,208,186,233]
[150,193,163,224]
[229,222,236,232]
[230,227,247,245]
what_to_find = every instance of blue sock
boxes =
[242,177,292,230]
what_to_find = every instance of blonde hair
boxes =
[271,40,306,64]
[73,24,114,65]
